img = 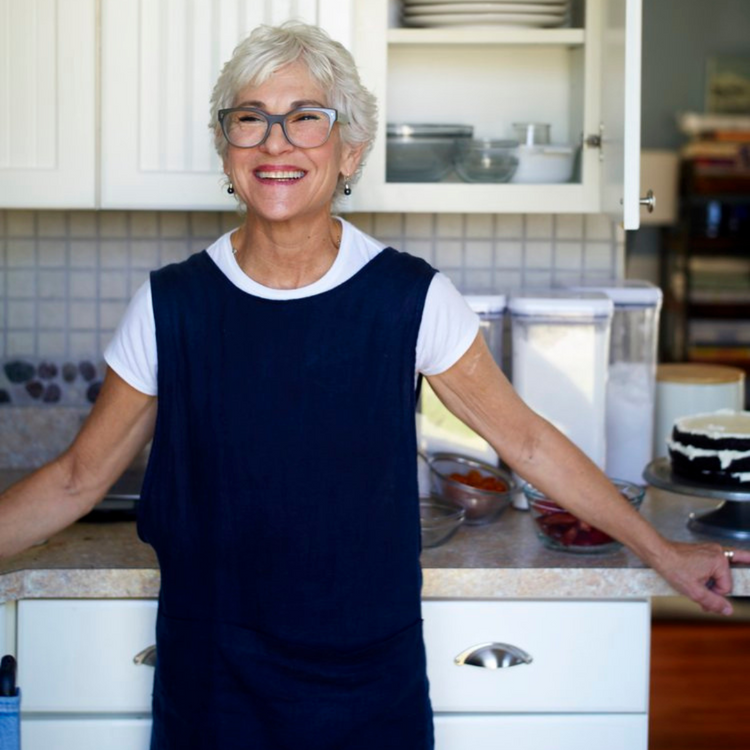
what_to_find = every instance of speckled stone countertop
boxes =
[1,468,749,603]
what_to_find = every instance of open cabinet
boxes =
[349,0,644,228]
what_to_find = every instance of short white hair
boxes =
[209,21,378,203]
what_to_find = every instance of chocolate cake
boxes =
[668,410,750,487]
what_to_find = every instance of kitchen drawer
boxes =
[434,713,648,750]
[22,717,152,750]
[423,600,649,713]
[18,600,157,712]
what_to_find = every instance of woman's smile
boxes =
[253,164,308,184]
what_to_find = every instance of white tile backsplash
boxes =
[6,211,34,237]
[404,213,434,237]
[38,270,66,299]
[555,214,584,240]
[70,240,98,267]
[555,242,584,270]
[495,241,523,268]
[435,213,463,236]
[525,241,553,269]
[69,211,98,238]
[38,301,66,327]
[8,301,35,328]
[130,211,160,238]
[0,210,624,360]
[38,240,67,267]
[525,214,554,239]
[494,214,524,239]
[465,214,493,239]
[70,271,96,298]
[7,240,34,266]
[435,239,463,267]
[7,270,36,297]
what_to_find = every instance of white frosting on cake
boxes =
[667,440,750,468]
[674,409,750,439]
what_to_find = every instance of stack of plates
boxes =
[401,0,571,29]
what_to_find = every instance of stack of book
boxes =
[677,112,750,192]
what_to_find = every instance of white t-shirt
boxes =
[104,218,479,396]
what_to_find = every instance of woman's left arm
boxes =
[426,332,750,616]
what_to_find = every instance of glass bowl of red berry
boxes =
[428,452,517,525]
[524,479,645,554]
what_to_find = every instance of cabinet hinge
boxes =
[585,134,602,148]
[585,124,605,162]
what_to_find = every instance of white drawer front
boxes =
[22,717,152,750]
[423,600,649,713]
[434,713,648,750]
[18,600,157,712]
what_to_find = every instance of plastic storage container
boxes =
[654,363,745,458]
[567,281,663,484]
[509,292,614,507]
[418,295,506,463]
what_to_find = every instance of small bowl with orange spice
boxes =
[427,452,517,525]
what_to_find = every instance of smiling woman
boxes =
[1,18,748,750]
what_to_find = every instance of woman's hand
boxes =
[648,541,750,616]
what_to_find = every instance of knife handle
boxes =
[0,655,17,697]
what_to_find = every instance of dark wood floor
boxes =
[649,619,750,749]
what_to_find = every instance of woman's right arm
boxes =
[0,368,157,559]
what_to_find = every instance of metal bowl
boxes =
[428,453,516,525]
[386,123,473,182]
[420,498,466,548]
[454,139,519,183]
[524,478,645,554]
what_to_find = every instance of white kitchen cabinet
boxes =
[100,0,354,209]
[0,0,96,208]
[423,599,650,750]
[22,718,152,750]
[350,0,645,228]
[17,599,157,712]
[17,599,157,750]
[434,713,648,750]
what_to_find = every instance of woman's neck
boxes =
[230,215,342,290]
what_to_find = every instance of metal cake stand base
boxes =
[643,457,750,541]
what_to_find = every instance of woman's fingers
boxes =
[658,541,742,616]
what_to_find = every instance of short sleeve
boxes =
[416,273,480,376]
[103,279,158,395]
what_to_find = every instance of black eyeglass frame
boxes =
[217,106,348,149]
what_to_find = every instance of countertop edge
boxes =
[3,566,749,604]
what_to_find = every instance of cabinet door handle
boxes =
[133,645,157,667]
[640,189,656,213]
[454,642,533,669]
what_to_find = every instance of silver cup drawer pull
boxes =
[454,642,533,669]
[133,645,157,667]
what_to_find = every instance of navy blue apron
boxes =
[139,246,437,749]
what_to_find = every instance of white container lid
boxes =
[508,290,613,318]
[565,280,663,307]
[465,294,506,315]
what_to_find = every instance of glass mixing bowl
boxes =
[386,123,473,182]
[428,453,516,525]
[524,478,645,554]
[454,139,519,183]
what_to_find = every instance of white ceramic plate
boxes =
[402,12,568,27]
[403,3,567,15]
[404,0,567,5]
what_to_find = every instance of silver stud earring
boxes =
[227,182,235,195]
[344,175,351,196]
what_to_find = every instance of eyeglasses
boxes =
[217,106,348,149]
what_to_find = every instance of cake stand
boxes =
[643,457,750,541]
